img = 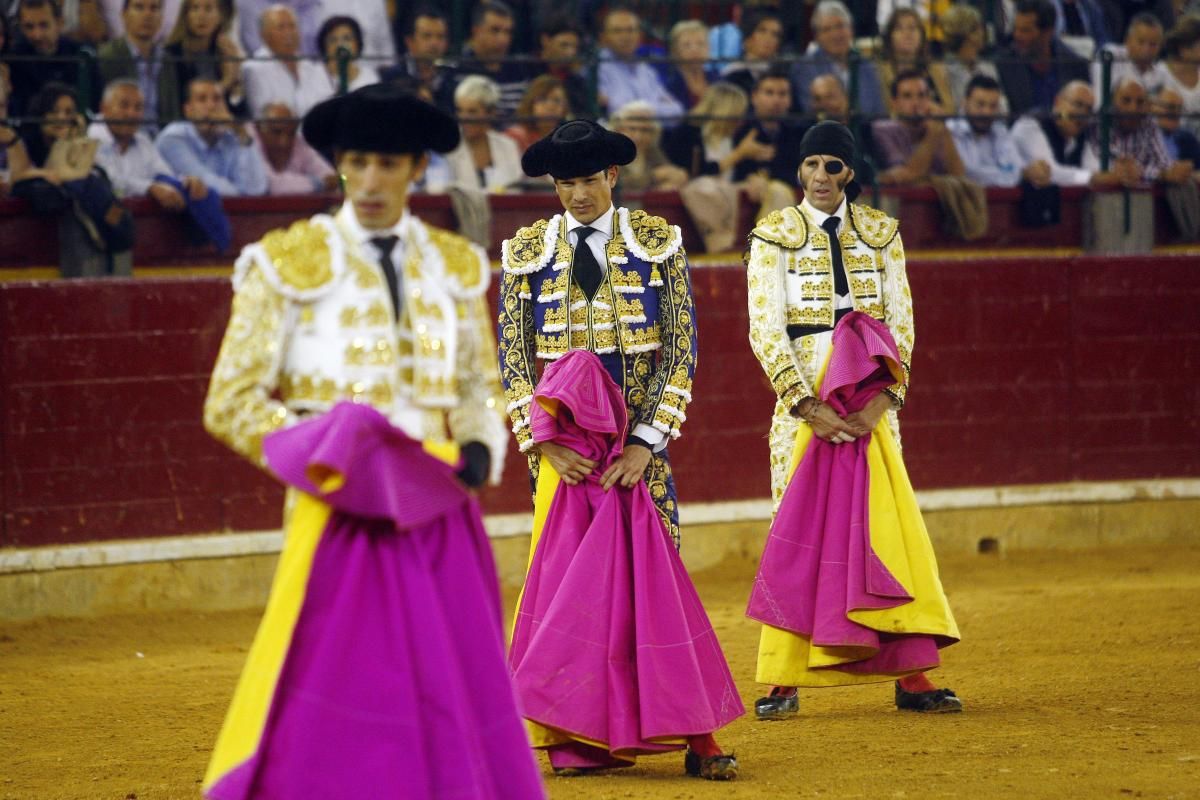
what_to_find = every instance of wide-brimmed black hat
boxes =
[521,120,636,179]
[302,84,460,162]
[798,120,861,201]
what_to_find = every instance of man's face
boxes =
[1125,23,1163,68]
[893,77,931,121]
[752,77,791,120]
[799,153,853,214]
[1053,84,1093,138]
[123,0,163,43]
[743,18,783,60]
[554,168,617,224]
[1113,81,1148,133]
[102,85,146,144]
[603,11,641,58]
[256,103,297,154]
[809,76,848,120]
[813,12,851,59]
[1151,89,1183,133]
[339,150,427,229]
[964,87,1002,135]
[1011,12,1048,57]
[471,11,513,59]
[183,80,225,137]
[541,31,579,64]
[19,5,61,55]
[261,8,299,57]
[407,16,448,60]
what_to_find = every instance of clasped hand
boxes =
[793,394,894,444]
[539,441,652,490]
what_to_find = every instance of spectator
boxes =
[235,0,321,58]
[315,15,378,94]
[940,3,1007,113]
[156,77,268,195]
[663,81,758,179]
[730,67,809,183]
[446,1,531,122]
[505,74,568,153]
[99,0,181,42]
[1084,77,1194,183]
[875,0,949,50]
[252,100,336,194]
[876,7,956,116]
[608,99,688,191]
[793,1,887,118]
[1011,79,1100,185]
[947,74,1031,185]
[719,8,784,96]
[317,0,395,62]
[872,69,966,183]
[7,0,102,115]
[446,74,522,192]
[1112,0,1175,39]
[161,0,243,122]
[1093,11,1170,103]
[1152,85,1200,165]
[533,14,591,119]
[808,73,878,184]
[995,0,1090,115]
[243,4,329,117]
[1162,14,1200,137]
[596,6,685,122]
[98,0,176,129]
[381,5,449,105]
[663,21,718,112]
[61,0,111,45]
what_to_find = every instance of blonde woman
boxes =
[161,0,242,121]
[941,3,1006,114]
[663,20,717,112]
[662,81,769,179]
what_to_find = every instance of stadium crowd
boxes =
[1,0,1199,273]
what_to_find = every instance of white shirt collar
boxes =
[565,204,616,241]
[800,196,848,230]
[337,202,412,248]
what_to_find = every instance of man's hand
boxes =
[1162,160,1194,184]
[539,441,598,486]
[148,181,186,211]
[842,393,895,438]
[1114,156,1142,187]
[804,401,861,445]
[922,118,947,137]
[1022,159,1052,187]
[736,128,776,162]
[182,175,208,200]
[599,443,652,490]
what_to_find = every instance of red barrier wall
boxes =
[2,255,1197,548]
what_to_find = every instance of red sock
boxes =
[898,672,938,693]
[687,734,723,758]
[771,685,797,697]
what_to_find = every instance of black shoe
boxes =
[552,766,601,777]
[684,749,738,780]
[754,687,799,720]
[894,681,963,713]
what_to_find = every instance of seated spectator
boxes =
[533,14,591,119]
[444,1,531,123]
[1153,86,1200,166]
[596,5,685,122]
[876,7,956,116]
[663,21,718,112]
[793,1,886,118]
[381,5,450,105]
[162,0,243,122]
[940,4,1007,114]
[663,81,758,179]
[505,75,568,153]
[99,0,181,42]
[236,0,321,58]
[243,4,329,117]
[1083,77,1194,184]
[316,15,379,93]
[98,0,176,130]
[1011,80,1099,186]
[8,0,102,115]
[1163,14,1200,137]
[947,75,1033,186]
[156,77,268,195]
[446,74,522,192]
[608,100,688,191]
[875,0,947,51]
[808,73,878,185]
[719,8,784,96]
[995,0,1090,115]
[318,0,395,62]
[730,68,809,184]
[8,82,134,276]
[872,69,966,183]
[251,100,336,194]
[1092,12,1170,103]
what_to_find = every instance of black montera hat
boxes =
[798,120,861,201]
[521,120,637,179]
[302,84,460,162]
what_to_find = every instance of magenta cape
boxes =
[508,350,744,760]
[205,402,544,800]
[746,312,955,677]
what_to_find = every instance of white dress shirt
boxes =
[1010,116,1092,187]
[88,121,176,197]
[243,46,334,118]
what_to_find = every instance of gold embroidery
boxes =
[428,227,486,292]
[749,205,809,249]
[627,210,679,259]
[504,218,551,272]
[849,203,900,248]
[261,220,333,290]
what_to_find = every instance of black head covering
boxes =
[798,120,861,201]
[302,83,460,163]
[521,120,637,179]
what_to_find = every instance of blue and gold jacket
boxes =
[498,208,698,453]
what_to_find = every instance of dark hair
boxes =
[1164,14,1200,60]
[740,9,781,40]
[472,0,513,29]
[1014,0,1056,31]
[184,76,221,104]
[403,4,447,38]
[540,13,583,40]
[317,15,363,56]
[881,7,929,64]
[964,74,1002,97]
[753,64,793,90]
[601,4,639,29]
[890,67,929,98]
[22,80,78,163]
[1128,11,1164,33]
[19,0,62,17]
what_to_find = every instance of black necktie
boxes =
[572,226,603,299]
[370,235,401,319]
[821,216,849,298]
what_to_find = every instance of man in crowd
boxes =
[236,0,323,58]
[382,5,450,105]
[444,1,530,122]
[8,0,101,114]
[995,0,1090,115]
[808,73,877,185]
[792,0,885,118]
[242,4,330,118]
[1083,76,1194,184]
[873,70,965,184]
[1011,80,1118,187]
[535,15,592,118]
[97,0,173,130]
[731,67,807,185]
[947,75,1031,186]
[720,8,785,96]
[156,78,268,196]
[252,100,337,194]
[596,5,684,122]
[1153,86,1200,167]
[1092,11,1170,103]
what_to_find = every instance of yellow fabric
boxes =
[203,493,332,791]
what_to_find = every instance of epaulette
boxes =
[233,216,340,301]
[501,215,560,274]
[849,203,900,248]
[748,206,809,249]
[618,207,683,263]
[426,225,490,298]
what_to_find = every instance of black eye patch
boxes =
[824,160,845,174]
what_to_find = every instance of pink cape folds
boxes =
[746,312,956,678]
[508,350,744,762]
[204,402,544,800]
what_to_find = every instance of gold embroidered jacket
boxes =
[204,209,508,481]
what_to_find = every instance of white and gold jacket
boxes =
[204,205,508,483]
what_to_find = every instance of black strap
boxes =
[787,307,853,340]
[821,216,849,298]
[370,235,401,319]
[571,226,603,299]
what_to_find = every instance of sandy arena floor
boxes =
[1,542,1198,800]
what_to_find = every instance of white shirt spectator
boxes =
[1091,44,1171,107]
[243,45,333,117]
[87,119,176,197]
[597,49,685,123]
[322,62,381,94]
[1162,70,1200,138]
[445,130,523,193]
[1010,115,1093,186]
[947,117,1023,187]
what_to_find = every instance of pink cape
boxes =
[508,351,744,759]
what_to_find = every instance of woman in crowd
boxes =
[663,81,769,180]
[1163,14,1200,137]
[505,75,570,154]
[663,20,718,112]
[608,100,689,191]
[162,0,242,121]
[940,3,1006,114]
[875,7,955,116]
[447,75,523,192]
[317,15,380,94]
